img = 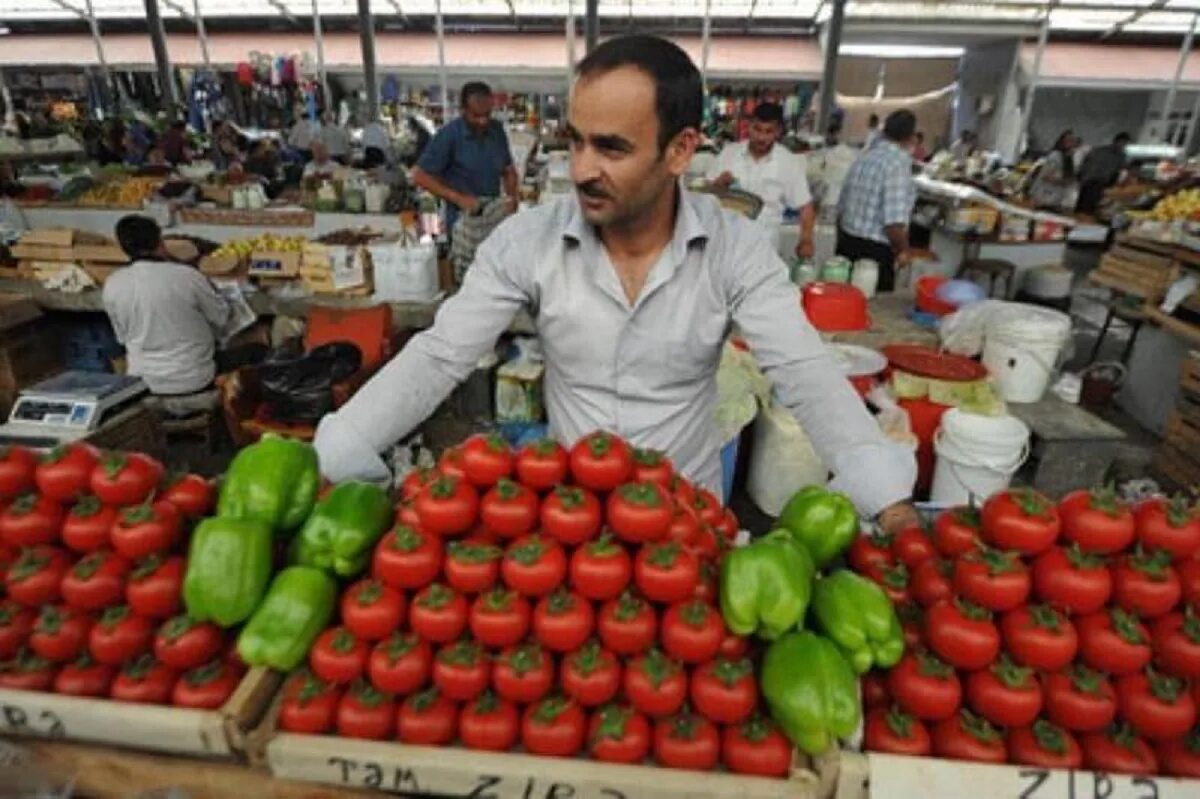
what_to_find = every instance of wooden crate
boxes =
[1154,405,1200,491]
[0,666,281,760]
[1182,352,1200,399]
[1090,245,1179,300]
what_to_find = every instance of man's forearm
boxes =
[799,203,815,245]
[503,166,519,201]
[411,167,474,210]
[884,224,909,256]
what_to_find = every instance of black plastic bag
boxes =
[256,341,362,424]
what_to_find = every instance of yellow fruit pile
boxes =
[77,177,163,208]
[213,233,307,258]
[1148,188,1200,221]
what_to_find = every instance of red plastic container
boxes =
[898,396,951,496]
[802,283,870,332]
[915,276,957,317]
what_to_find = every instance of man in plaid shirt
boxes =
[836,109,918,292]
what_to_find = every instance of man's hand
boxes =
[711,171,735,191]
[795,238,815,260]
[458,194,480,213]
[504,196,519,214]
[875,501,922,537]
[894,249,913,269]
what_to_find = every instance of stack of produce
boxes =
[0,443,241,707]
[855,487,1200,778]
[277,432,802,776]
[76,177,163,209]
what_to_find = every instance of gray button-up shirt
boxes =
[314,188,916,516]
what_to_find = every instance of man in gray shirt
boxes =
[103,216,229,395]
[314,35,920,530]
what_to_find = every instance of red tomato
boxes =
[533,588,594,653]
[90,452,163,507]
[539,486,602,546]
[460,434,515,487]
[1078,608,1153,676]
[522,695,587,756]
[966,657,1043,728]
[849,532,894,575]
[397,687,458,745]
[159,472,214,518]
[660,599,724,665]
[35,443,99,503]
[153,615,224,671]
[634,541,699,604]
[689,656,756,724]
[624,648,687,718]
[395,499,421,529]
[1060,487,1136,554]
[607,482,673,544]
[688,490,723,529]
[1136,496,1200,560]
[1042,665,1117,732]
[432,639,490,701]
[1117,669,1197,740]
[892,525,937,569]
[589,703,652,763]
[1001,604,1078,672]
[109,655,177,704]
[887,650,962,722]
[631,448,673,486]
[62,496,118,554]
[713,509,739,542]
[1007,720,1083,769]
[982,488,1061,555]
[30,605,92,663]
[1152,609,1200,678]
[88,605,153,665]
[597,591,657,656]
[0,601,34,659]
[111,500,181,561]
[1157,729,1200,778]
[1032,544,1112,614]
[514,439,569,492]
[368,632,431,695]
[562,639,621,707]
[864,706,932,756]
[469,586,530,648]
[722,716,793,777]
[0,445,36,499]
[926,600,1000,672]
[444,539,502,594]
[459,691,519,751]
[1081,725,1158,774]
[125,555,184,619]
[933,505,983,557]
[400,467,439,501]
[61,550,129,611]
[569,432,634,493]
[372,525,443,590]
[480,479,538,539]
[1111,548,1182,619]
[336,680,395,740]
[862,671,890,709]
[896,603,924,649]
[310,626,368,685]
[0,650,56,690]
[6,545,69,607]
[501,534,567,597]
[54,653,114,697]
[0,493,64,548]
[438,447,467,481]
[932,710,1007,763]
[414,476,479,537]
[911,558,954,607]
[340,579,405,642]
[1179,558,1200,605]
[492,641,555,704]
[669,475,697,507]
[172,659,241,709]
[569,533,631,601]
[953,548,1030,612]
[409,583,468,644]
[654,710,719,770]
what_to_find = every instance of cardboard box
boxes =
[249,250,302,278]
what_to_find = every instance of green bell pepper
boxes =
[778,485,859,568]
[217,435,319,532]
[762,630,861,755]
[290,481,392,577]
[237,566,336,671]
[719,529,814,640]
[811,570,904,674]
[182,517,273,627]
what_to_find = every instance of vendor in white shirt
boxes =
[302,141,342,181]
[318,110,351,163]
[706,102,815,258]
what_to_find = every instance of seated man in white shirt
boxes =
[103,215,230,396]
[706,102,815,258]
[319,111,351,163]
[302,141,343,181]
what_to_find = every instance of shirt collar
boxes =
[562,183,710,255]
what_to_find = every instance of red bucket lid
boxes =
[881,344,988,381]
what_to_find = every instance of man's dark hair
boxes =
[115,215,162,260]
[752,102,785,127]
[1114,132,1132,145]
[576,34,703,152]
[884,110,917,143]
[460,82,492,106]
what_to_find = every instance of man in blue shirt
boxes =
[412,82,519,231]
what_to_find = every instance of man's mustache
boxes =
[576,181,610,200]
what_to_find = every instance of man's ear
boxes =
[666,127,700,177]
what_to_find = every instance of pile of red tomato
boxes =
[0,442,239,708]
[277,431,793,777]
[854,486,1200,778]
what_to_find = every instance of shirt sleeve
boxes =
[721,219,916,516]
[881,159,915,228]
[786,153,813,209]
[417,125,454,176]
[101,281,127,344]
[192,273,231,332]
[313,219,533,483]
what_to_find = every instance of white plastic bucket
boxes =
[981,306,1072,403]
[930,409,1031,506]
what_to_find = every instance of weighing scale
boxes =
[0,371,149,449]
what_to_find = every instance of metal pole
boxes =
[311,0,330,110]
[0,70,13,128]
[1162,13,1197,146]
[585,0,599,54]
[816,0,845,134]
[566,0,576,78]
[1019,13,1049,154]
[145,0,178,110]
[192,0,212,72]
[700,0,713,93]
[1184,88,1200,154]
[81,0,114,113]
[435,0,449,115]
[358,0,378,120]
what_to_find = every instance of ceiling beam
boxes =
[386,0,410,24]
[266,0,301,25]
[161,0,194,19]
[1101,0,1168,40]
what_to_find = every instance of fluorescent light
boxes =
[840,44,965,58]
[0,25,10,35]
